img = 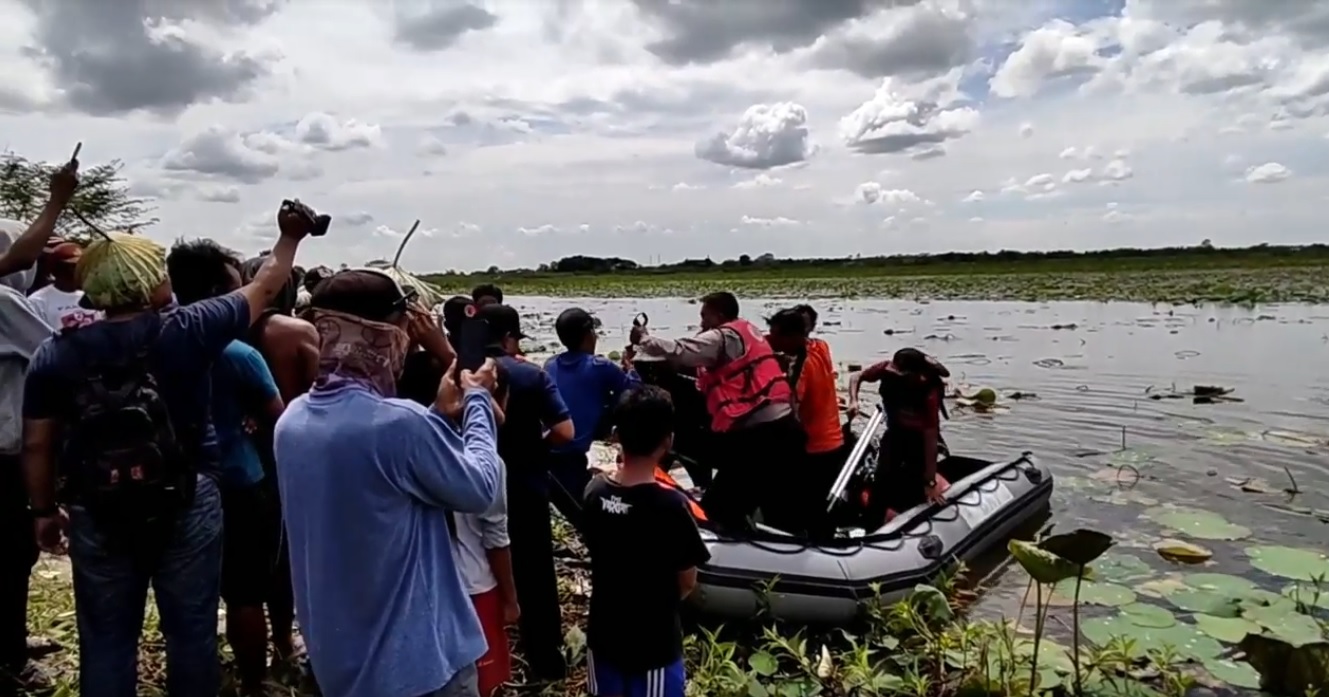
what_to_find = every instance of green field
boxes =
[421,247,1329,304]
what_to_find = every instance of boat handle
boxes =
[918,535,944,560]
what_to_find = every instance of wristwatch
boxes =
[29,505,58,518]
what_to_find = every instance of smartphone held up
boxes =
[455,304,490,374]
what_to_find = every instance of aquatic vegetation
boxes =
[426,265,1329,305]
[1143,505,1253,541]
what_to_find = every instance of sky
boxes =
[1,0,1327,274]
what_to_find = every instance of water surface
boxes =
[515,296,1329,611]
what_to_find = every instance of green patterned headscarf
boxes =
[75,233,167,310]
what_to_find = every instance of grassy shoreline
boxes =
[421,265,1329,305]
[23,526,1327,696]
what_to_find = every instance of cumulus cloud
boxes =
[417,135,448,157]
[696,102,816,170]
[5,0,1325,267]
[991,20,1107,98]
[1245,162,1291,183]
[855,182,926,206]
[803,3,976,79]
[196,185,241,203]
[393,1,499,52]
[1103,202,1132,224]
[161,126,282,184]
[839,72,979,156]
[295,113,383,151]
[740,215,800,227]
[633,0,878,65]
[734,174,782,189]
[17,0,276,116]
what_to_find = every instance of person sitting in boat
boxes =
[764,308,845,531]
[846,348,951,524]
[630,291,803,531]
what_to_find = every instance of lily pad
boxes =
[1194,614,1262,643]
[1040,529,1115,566]
[1048,580,1137,607]
[1145,506,1252,540]
[1246,545,1329,582]
[1199,657,1262,689]
[1153,539,1212,564]
[1009,539,1082,585]
[1094,553,1155,584]
[1282,583,1329,610]
[1239,634,1329,696]
[1162,587,1243,617]
[1243,604,1325,646]
[1120,603,1177,629]
[1183,572,1261,599]
[1081,615,1223,661]
[1135,576,1190,599]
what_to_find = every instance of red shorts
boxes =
[471,589,512,697]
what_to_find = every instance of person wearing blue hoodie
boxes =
[543,307,639,531]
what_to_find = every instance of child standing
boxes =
[583,386,711,697]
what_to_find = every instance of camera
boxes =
[281,199,332,237]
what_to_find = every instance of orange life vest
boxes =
[695,319,792,432]
[654,468,708,521]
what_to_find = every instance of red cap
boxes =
[46,241,82,264]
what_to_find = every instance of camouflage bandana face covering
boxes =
[309,309,410,398]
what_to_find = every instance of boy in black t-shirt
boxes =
[583,386,711,697]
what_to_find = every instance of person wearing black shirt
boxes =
[583,386,710,697]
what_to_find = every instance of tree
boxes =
[0,151,156,244]
[738,253,752,266]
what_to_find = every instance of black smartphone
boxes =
[455,314,490,373]
[281,199,332,237]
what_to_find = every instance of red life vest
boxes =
[695,318,792,432]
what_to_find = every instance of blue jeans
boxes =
[69,475,224,697]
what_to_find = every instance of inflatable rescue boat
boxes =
[630,355,1055,625]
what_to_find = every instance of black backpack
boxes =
[67,314,195,524]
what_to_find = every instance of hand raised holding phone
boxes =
[460,358,498,392]
[48,142,81,203]
[434,357,499,418]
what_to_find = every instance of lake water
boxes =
[513,296,1329,617]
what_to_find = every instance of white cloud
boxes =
[1245,162,1291,184]
[696,103,816,170]
[740,215,801,227]
[838,71,979,157]
[295,112,382,151]
[0,0,1323,268]
[733,174,782,189]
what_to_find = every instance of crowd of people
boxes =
[1,160,953,697]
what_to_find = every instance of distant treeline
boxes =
[431,243,1329,279]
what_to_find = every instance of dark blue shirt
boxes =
[495,355,570,485]
[213,341,280,489]
[23,292,250,479]
[544,351,640,455]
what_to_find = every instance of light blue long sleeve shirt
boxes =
[274,382,501,697]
